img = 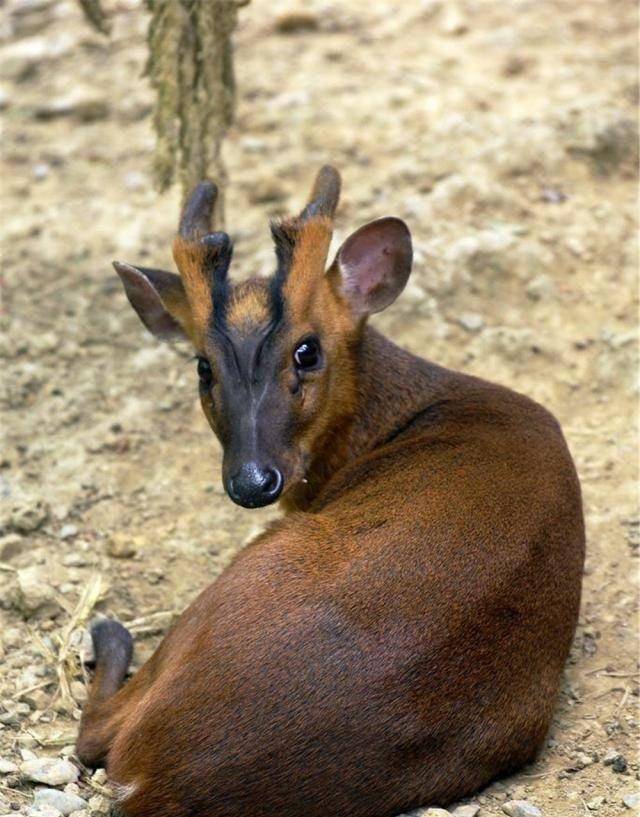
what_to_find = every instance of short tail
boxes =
[76,619,133,767]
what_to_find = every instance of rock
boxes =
[26,806,63,817]
[33,789,87,816]
[622,791,640,810]
[0,758,18,773]
[30,331,59,354]
[34,93,109,123]
[440,8,467,35]
[32,162,50,180]
[612,755,628,773]
[0,532,26,560]
[15,565,62,618]
[123,171,146,192]
[58,524,78,540]
[90,768,107,786]
[5,497,50,533]
[567,751,595,771]
[503,802,542,817]
[564,108,638,175]
[453,807,480,817]
[239,136,267,154]
[105,532,137,559]
[420,810,451,817]
[604,749,627,772]
[457,312,484,333]
[526,274,554,302]
[87,794,110,812]
[61,552,88,567]
[20,757,79,786]
[502,54,529,77]
[586,796,604,810]
[1,32,76,80]
[274,11,319,33]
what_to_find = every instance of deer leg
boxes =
[76,619,133,768]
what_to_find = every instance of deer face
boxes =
[114,168,412,508]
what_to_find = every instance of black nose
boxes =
[227,462,283,508]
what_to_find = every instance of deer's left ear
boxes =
[113,262,191,342]
[329,217,412,317]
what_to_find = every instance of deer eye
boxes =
[293,337,322,371]
[196,356,213,387]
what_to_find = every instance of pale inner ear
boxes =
[114,262,191,342]
[332,217,412,317]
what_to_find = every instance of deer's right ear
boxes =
[113,262,191,342]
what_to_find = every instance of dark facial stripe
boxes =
[201,232,233,331]
[269,218,299,326]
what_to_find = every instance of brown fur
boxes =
[171,236,214,343]
[282,215,334,319]
[78,170,585,817]
[225,280,272,331]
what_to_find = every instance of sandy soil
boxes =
[0,1,638,815]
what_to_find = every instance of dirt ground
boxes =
[0,1,638,815]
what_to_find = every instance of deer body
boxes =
[77,169,584,817]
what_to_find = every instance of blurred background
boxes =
[0,1,638,815]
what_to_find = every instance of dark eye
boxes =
[293,337,321,371]
[197,356,213,387]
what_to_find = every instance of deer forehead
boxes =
[225,280,273,333]
[173,215,337,342]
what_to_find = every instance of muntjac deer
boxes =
[77,167,584,817]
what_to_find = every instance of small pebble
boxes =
[453,807,480,817]
[32,163,50,180]
[604,750,628,772]
[87,794,110,812]
[622,791,640,810]
[274,11,319,33]
[440,9,467,35]
[58,524,78,540]
[0,758,18,774]
[123,171,146,191]
[457,312,485,333]
[105,533,137,559]
[91,769,107,785]
[503,802,542,817]
[7,498,50,533]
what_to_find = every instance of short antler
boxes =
[300,165,341,220]
[179,181,219,240]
